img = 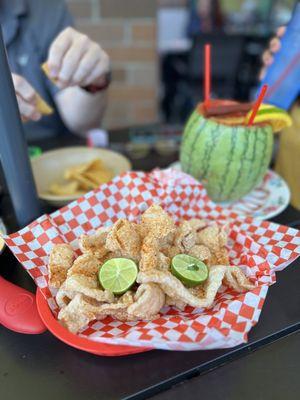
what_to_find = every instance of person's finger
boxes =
[270,37,281,53]
[259,67,266,81]
[12,74,36,102]
[71,44,102,85]
[277,26,286,38]
[16,95,41,121]
[47,27,74,78]
[80,55,110,87]
[262,50,273,67]
[57,34,90,84]
[80,63,104,87]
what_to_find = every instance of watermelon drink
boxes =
[180,100,286,202]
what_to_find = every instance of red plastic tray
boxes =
[36,289,152,356]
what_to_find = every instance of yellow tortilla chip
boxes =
[84,170,113,185]
[41,62,59,85]
[64,163,90,180]
[64,159,103,180]
[88,159,105,171]
[49,158,114,196]
[50,181,81,196]
[36,93,53,116]
[73,173,97,191]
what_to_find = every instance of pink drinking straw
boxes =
[247,84,269,126]
[204,44,211,107]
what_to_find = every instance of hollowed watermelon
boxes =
[180,108,273,202]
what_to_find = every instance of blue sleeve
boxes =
[43,0,74,49]
[38,0,74,97]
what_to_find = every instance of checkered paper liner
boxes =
[4,169,300,351]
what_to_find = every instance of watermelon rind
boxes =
[180,110,273,202]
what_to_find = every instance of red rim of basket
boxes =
[36,289,152,356]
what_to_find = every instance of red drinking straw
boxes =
[204,44,211,107]
[247,84,269,126]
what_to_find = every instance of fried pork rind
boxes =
[188,218,207,232]
[49,244,76,288]
[196,223,230,266]
[94,292,136,322]
[106,219,141,261]
[157,252,171,271]
[56,281,74,309]
[137,266,227,309]
[139,236,160,271]
[56,277,114,310]
[188,245,211,261]
[58,292,135,333]
[196,223,228,251]
[140,204,176,242]
[174,220,197,252]
[127,283,165,320]
[67,253,100,278]
[64,274,114,303]
[139,205,176,271]
[162,245,181,259]
[58,294,94,334]
[49,205,256,334]
[162,219,210,261]
[224,266,255,292]
[79,226,111,260]
[56,254,114,308]
[207,247,230,267]
[165,296,186,311]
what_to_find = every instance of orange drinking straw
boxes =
[247,84,268,126]
[204,44,211,106]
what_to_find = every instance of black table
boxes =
[153,332,300,400]
[0,135,300,400]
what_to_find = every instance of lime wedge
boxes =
[171,254,208,287]
[99,258,138,295]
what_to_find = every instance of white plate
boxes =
[169,162,290,220]
[31,147,132,207]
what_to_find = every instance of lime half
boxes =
[99,258,138,295]
[171,254,208,287]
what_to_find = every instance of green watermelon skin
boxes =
[180,110,274,202]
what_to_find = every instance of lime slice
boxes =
[171,254,209,287]
[245,103,292,132]
[99,258,138,295]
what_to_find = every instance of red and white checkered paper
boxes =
[4,169,300,351]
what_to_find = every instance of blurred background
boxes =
[67,0,296,129]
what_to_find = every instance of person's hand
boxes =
[259,26,286,80]
[12,74,41,121]
[46,27,110,89]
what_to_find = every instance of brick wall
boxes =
[66,0,158,129]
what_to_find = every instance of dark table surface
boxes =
[1,133,300,400]
[153,332,300,400]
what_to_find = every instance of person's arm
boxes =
[45,27,110,136]
[55,87,107,136]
